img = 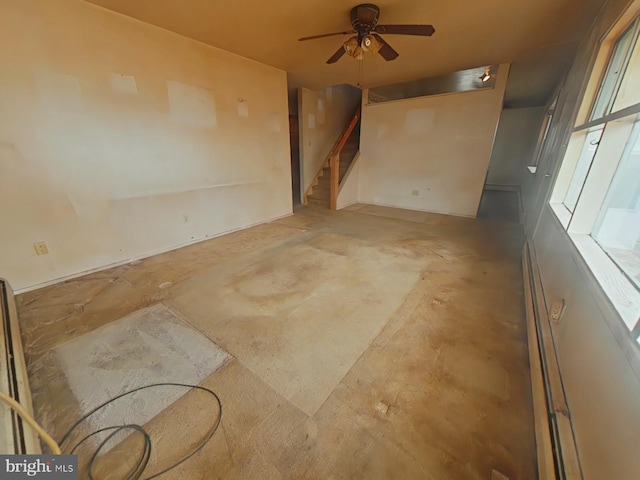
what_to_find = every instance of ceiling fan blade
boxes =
[374,24,436,36]
[326,46,347,64]
[373,34,399,61]
[299,30,355,41]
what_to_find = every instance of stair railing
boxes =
[329,107,361,210]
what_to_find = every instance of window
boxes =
[592,120,640,290]
[563,126,603,212]
[550,13,640,341]
[590,20,640,119]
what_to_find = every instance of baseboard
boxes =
[337,200,359,210]
[523,242,582,479]
[362,201,477,218]
[14,211,294,295]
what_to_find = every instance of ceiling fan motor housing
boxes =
[350,4,380,35]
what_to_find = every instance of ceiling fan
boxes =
[299,3,435,64]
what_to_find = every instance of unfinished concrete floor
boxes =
[17,204,535,479]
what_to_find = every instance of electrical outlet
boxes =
[549,300,565,323]
[411,189,419,197]
[33,242,49,255]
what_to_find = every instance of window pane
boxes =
[592,120,640,290]
[563,127,604,212]
[612,34,640,112]
[590,20,639,120]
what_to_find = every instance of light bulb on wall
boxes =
[480,67,492,82]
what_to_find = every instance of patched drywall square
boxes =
[325,87,333,102]
[237,99,249,117]
[35,72,84,112]
[405,108,435,134]
[109,73,137,95]
[268,112,281,133]
[167,80,217,128]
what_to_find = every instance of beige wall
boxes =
[524,0,640,478]
[486,106,547,187]
[357,65,509,217]
[0,0,292,292]
[298,85,361,196]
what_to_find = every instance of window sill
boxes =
[568,233,640,330]
[550,202,571,229]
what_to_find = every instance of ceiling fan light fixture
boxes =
[361,35,382,54]
[344,36,359,54]
[480,67,492,82]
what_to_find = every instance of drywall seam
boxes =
[13,212,293,295]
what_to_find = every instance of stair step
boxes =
[312,189,330,196]
[307,198,329,206]
[308,196,329,203]
[309,189,330,197]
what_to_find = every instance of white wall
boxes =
[299,85,361,195]
[356,64,509,217]
[524,0,640,478]
[0,0,292,292]
[486,106,547,187]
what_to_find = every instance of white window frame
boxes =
[550,8,640,339]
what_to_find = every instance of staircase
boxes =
[306,165,332,207]
[305,109,361,209]
[339,132,360,182]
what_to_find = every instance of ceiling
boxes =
[86,0,605,101]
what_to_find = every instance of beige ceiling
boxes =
[86,0,604,92]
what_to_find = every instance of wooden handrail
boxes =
[330,107,361,158]
[303,105,361,207]
[330,107,361,210]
